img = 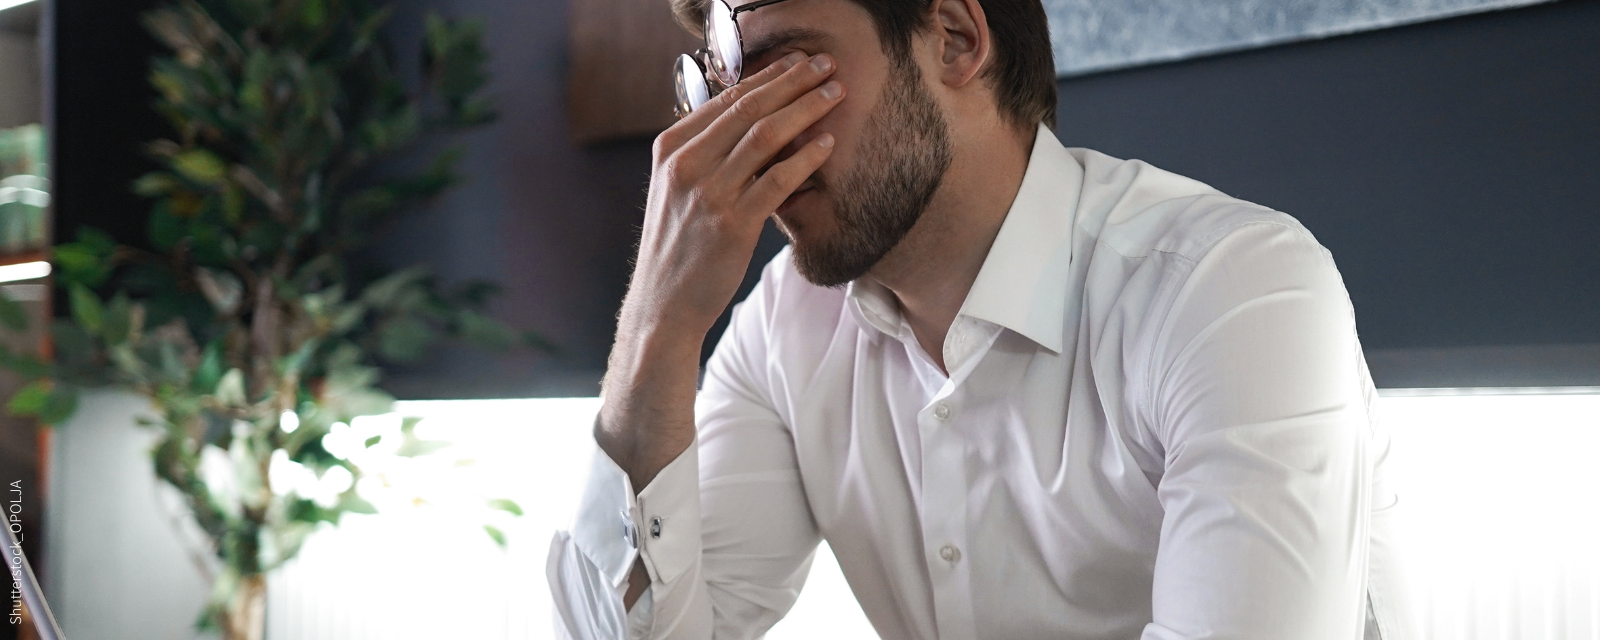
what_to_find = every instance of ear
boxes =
[928,0,992,89]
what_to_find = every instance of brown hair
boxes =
[672,0,1058,130]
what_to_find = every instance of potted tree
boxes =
[0,1,538,638]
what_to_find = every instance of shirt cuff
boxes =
[635,438,702,585]
[569,434,703,591]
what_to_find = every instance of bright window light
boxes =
[260,391,1600,640]
[0,0,35,13]
[1378,388,1600,639]
[0,261,50,284]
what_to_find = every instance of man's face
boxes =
[733,0,954,288]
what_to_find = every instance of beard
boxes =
[779,55,953,288]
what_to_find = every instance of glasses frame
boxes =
[674,0,802,117]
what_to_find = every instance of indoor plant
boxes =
[0,1,537,638]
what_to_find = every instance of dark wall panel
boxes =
[52,0,164,254]
[1053,0,1600,351]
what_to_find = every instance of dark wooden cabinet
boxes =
[568,0,700,144]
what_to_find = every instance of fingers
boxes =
[716,77,844,182]
[742,133,834,214]
[654,52,808,160]
[686,53,838,161]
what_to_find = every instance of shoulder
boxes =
[1066,147,1326,267]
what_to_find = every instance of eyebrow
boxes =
[741,27,833,75]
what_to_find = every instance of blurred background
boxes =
[1,0,1598,637]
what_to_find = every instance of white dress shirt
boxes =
[548,124,1415,640]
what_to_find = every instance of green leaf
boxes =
[103,292,132,344]
[377,315,432,362]
[338,492,378,515]
[148,204,185,250]
[299,0,326,28]
[215,368,246,406]
[394,416,449,457]
[0,347,51,379]
[0,289,28,331]
[172,149,228,185]
[456,310,516,351]
[192,339,225,394]
[7,379,49,416]
[54,228,118,288]
[424,14,490,104]
[132,172,181,197]
[276,338,319,379]
[483,524,506,548]
[487,498,523,517]
[222,185,245,226]
[363,435,381,448]
[69,283,105,336]
[75,227,117,255]
[38,386,79,425]
[360,266,431,308]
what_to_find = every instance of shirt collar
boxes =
[846,124,1083,353]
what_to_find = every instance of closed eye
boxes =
[740,27,832,79]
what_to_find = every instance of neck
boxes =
[868,121,1035,373]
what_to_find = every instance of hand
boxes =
[598,51,844,493]
[625,51,845,338]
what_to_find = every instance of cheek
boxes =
[808,75,877,175]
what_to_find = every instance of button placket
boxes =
[918,386,974,639]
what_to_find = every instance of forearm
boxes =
[597,307,704,493]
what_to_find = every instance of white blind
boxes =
[263,393,1600,640]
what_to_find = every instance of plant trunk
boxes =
[223,573,266,640]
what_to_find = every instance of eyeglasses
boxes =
[673,0,801,117]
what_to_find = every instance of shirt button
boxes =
[939,544,961,563]
[932,404,951,421]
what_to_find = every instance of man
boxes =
[549,0,1413,637]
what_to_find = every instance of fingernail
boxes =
[810,54,833,73]
[819,81,841,99]
[782,52,806,69]
[817,133,835,148]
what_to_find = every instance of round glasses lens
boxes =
[706,0,742,87]
[674,53,712,115]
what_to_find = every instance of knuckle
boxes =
[715,83,743,106]
[659,155,688,185]
[651,132,675,162]
[729,93,763,121]
[746,121,779,148]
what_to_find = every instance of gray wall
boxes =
[369,0,654,399]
